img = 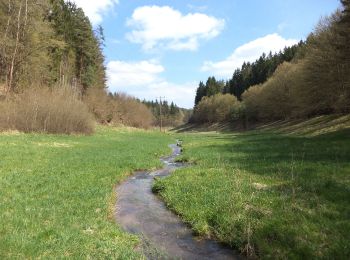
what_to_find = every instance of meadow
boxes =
[154,116,350,259]
[1,117,349,259]
[0,127,172,259]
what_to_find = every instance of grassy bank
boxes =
[0,127,172,259]
[154,117,350,258]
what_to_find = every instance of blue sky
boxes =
[71,0,340,108]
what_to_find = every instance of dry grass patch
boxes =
[0,87,94,135]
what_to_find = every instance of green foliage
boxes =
[243,9,350,121]
[194,77,225,106]
[49,0,106,90]
[194,81,206,106]
[0,0,106,93]
[156,125,350,258]
[0,127,173,258]
[226,43,305,100]
[143,99,192,127]
[193,43,304,106]
[193,4,349,124]
[0,0,57,90]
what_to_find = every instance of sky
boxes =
[70,0,340,108]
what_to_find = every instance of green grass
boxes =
[0,127,173,259]
[154,128,350,258]
[2,119,350,259]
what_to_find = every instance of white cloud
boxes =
[107,60,196,108]
[129,81,197,109]
[68,0,119,25]
[107,60,164,87]
[187,4,208,12]
[126,5,225,51]
[201,33,298,77]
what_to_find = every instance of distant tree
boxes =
[242,8,350,120]
[170,101,179,115]
[193,93,240,123]
[226,42,304,100]
[194,81,206,106]
[143,99,190,127]
[206,76,224,97]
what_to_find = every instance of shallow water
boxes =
[116,144,240,259]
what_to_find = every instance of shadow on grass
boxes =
[172,122,245,133]
[197,128,350,205]
[168,122,350,258]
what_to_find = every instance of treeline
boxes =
[193,1,349,124]
[194,42,304,106]
[226,42,305,100]
[84,89,154,129]
[143,100,191,127]
[0,0,163,133]
[0,0,105,92]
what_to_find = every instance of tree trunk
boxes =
[7,1,23,93]
[3,0,12,40]
[2,0,12,86]
[22,0,28,37]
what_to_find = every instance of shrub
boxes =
[0,87,94,134]
[242,10,350,121]
[112,93,154,129]
[243,62,299,121]
[193,94,240,123]
[291,12,350,116]
[84,89,154,129]
[242,84,264,121]
[84,88,114,124]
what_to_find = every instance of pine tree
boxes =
[194,81,206,106]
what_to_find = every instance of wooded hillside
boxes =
[0,0,105,93]
[193,1,349,124]
[0,0,171,133]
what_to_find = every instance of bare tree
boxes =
[7,0,23,93]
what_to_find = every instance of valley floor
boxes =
[1,116,349,259]
[155,115,350,258]
[0,127,172,259]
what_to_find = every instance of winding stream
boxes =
[115,144,240,259]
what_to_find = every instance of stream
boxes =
[115,144,240,259]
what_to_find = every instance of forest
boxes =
[2,1,348,132]
[143,99,192,128]
[0,0,186,133]
[192,0,349,124]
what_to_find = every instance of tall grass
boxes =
[0,87,94,134]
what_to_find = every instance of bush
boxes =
[84,89,154,129]
[0,87,94,134]
[84,88,114,124]
[241,84,264,121]
[291,12,350,116]
[112,93,154,129]
[242,11,350,121]
[243,62,299,121]
[193,94,240,123]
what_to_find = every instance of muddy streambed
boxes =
[115,144,240,259]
